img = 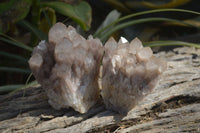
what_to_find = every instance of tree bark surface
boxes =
[0,47,200,133]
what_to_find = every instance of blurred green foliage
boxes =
[0,0,92,34]
[0,0,32,33]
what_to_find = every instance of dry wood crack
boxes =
[0,47,200,133]
[87,95,200,133]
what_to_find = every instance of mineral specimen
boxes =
[29,22,166,115]
[101,37,167,114]
[29,23,104,113]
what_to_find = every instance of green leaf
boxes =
[0,0,33,32]
[41,1,92,31]
[95,10,121,38]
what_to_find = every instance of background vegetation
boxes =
[0,0,200,94]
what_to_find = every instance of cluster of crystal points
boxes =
[102,37,167,114]
[29,23,103,113]
[29,22,166,114]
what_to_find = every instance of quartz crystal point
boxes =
[102,37,167,114]
[29,23,103,113]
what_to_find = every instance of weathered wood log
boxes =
[0,46,200,133]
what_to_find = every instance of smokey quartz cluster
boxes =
[101,37,167,114]
[29,22,166,115]
[29,23,103,113]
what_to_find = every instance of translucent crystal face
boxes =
[102,37,167,114]
[29,23,103,113]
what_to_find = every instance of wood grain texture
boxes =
[0,47,200,133]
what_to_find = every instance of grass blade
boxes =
[0,81,39,94]
[19,80,39,90]
[143,40,200,48]
[0,51,28,62]
[0,67,30,74]
[0,85,24,93]
[41,8,53,27]
[18,20,48,41]
[10,80,39,94]
[99,17,198,42]
[0,33,33,52]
